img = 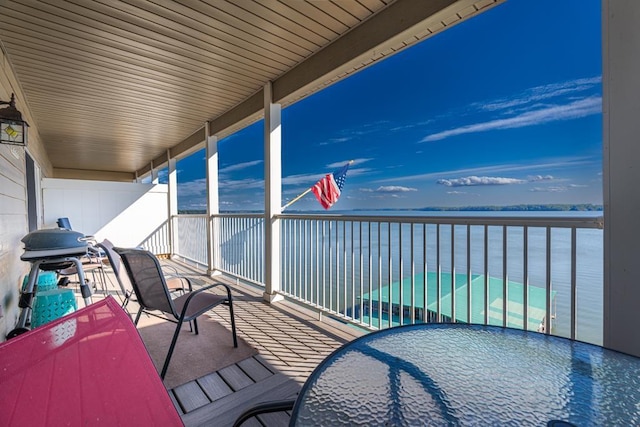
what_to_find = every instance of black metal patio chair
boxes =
[98,240,188,308]
[115,247,238,379]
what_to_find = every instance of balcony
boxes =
[2,210,606,425]
[1,0,639,425]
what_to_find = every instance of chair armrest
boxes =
[166,276,192,293]
[176,282,233,320]
[232,399,296,427]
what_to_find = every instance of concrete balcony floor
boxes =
[78,257,364,426]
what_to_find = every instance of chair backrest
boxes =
[97,239,131,296]
[57,217,72,230]
[114,247,176,316]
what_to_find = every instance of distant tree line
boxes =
[414,204,603,212]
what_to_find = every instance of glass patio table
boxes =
[290,323,640,426]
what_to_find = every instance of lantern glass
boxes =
[0,119,27,145]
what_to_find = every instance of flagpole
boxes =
[281,187,312,211]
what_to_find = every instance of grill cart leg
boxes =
[71,257,93,306]
[12,260,45,333]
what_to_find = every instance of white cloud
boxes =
[437,176,526,187]
[377,186,417,193]
[376,156,599,184]
[326,158,372,169]
[360,185,417,193]
[178,178,207,196]
[528,175,554,182]
[422,96,601,142]
[477,77,601,112]
[219,160,263,173]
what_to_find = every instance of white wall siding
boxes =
[0,144,28,338]
[42,179,170,252]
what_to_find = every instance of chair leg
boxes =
[121,292,131,309]
[193,318,199,335]
[228,298,238,348]
[133,307,143,325]
[161,321,183,379]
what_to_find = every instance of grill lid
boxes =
[21,229,88,260]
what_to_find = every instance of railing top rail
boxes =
[184,212,604,229]
[210,213,265,219]
[276,213,604,229]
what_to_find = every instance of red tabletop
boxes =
[0,296,183,426]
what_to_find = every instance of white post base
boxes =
[263,291,284,303]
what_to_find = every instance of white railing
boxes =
[174,215,208,268]
[213,214,264,285]
[175,213,604,344]
[139,220,171,255]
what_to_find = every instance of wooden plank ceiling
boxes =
[0,0,501,179]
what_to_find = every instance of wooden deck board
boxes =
[257,411,292,426]
[173,381,210,412]
[171,355,302,426]
[181,373,300,427]
[237,356,275,382]
[218,364,256,391]
[239,417,263,427]
[197,372,233,402]
[168,386,185,415]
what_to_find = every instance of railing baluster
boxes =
[352,221,356,321]
[387,222,392,328]
[343,221,347,317]
[377,221,382,330]
[467,224,471,324]
[546,227,552,335]
[436,223,441,322]
[451,224,456,323]
[423,224,427,323]
[410,223,415,324]
[399,223,404,326]
[358,221,363,324]
[322,220,326,310]
[368,222,372,328]
[484,225,489,326]
[329,220,333,313]
[524,225,529,331]
[503,225,508,328]
[571,227,577,340]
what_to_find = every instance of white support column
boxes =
[134,171,139,183]
[263,82,283,303]
[603,0,640,357]
[167,150,178,257]
[205,122,220,276]
[151,160,159,184]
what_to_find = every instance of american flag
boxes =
[311,162,351,209]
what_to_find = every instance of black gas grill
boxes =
[9,229,94,338]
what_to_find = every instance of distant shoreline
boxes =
[358,204,603,213]
[179,204,603,215]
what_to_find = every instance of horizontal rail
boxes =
[278,213,604,229]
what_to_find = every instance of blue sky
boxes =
[176,0,602,212]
